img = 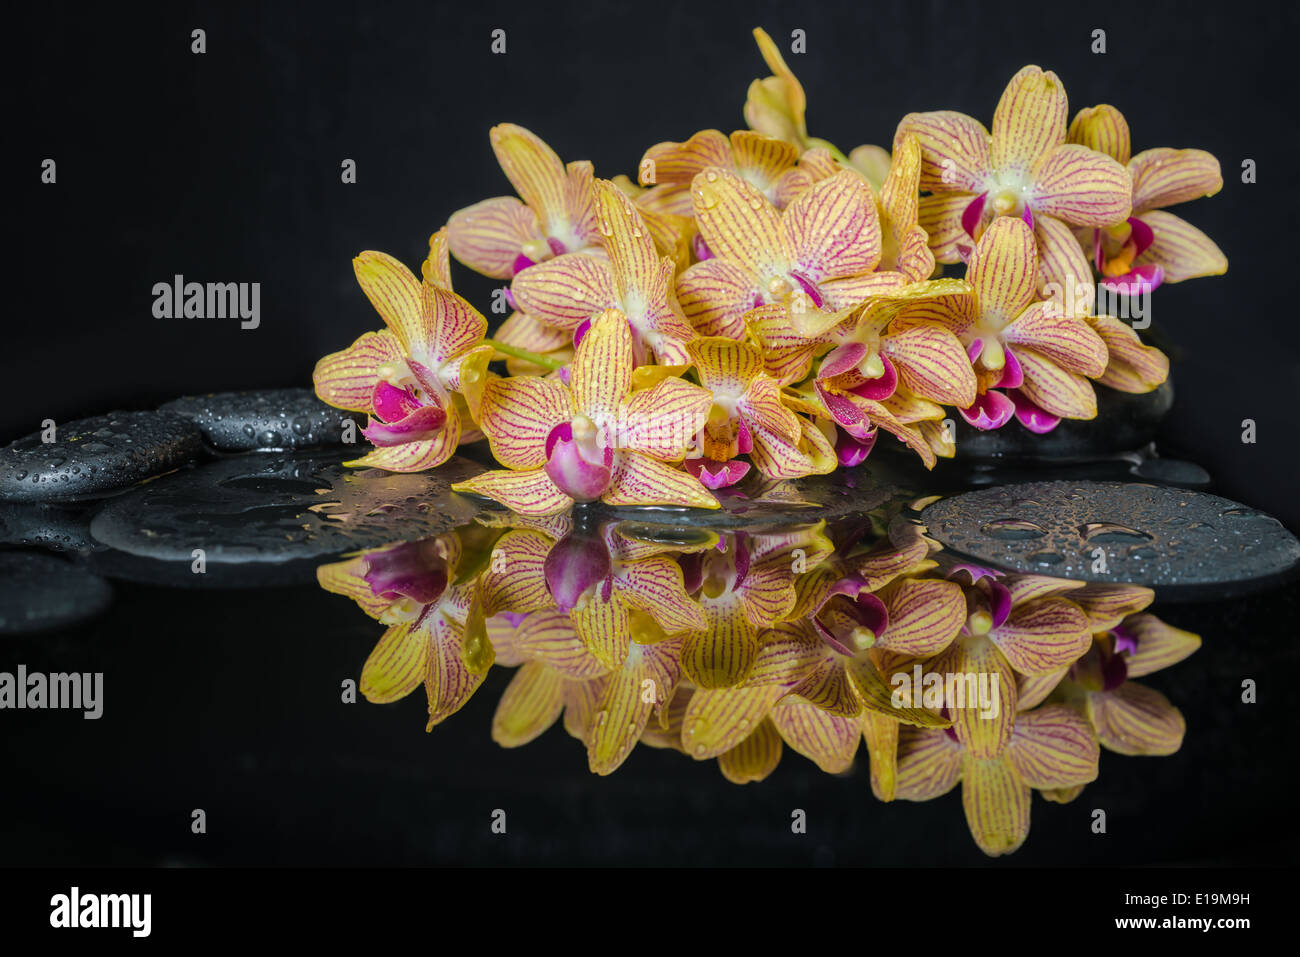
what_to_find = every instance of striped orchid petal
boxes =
[894,110,992,192]
[1088,682,1185,755]
[731,130,801,189]
[692,167,785,276]
[918,191,981,264]
[1068,104,1131,164]
[1035,214,1095,308]
[961,753,1031,856]
[480,530,554,617]
[452,467,574,517]
[968,218,1039,319]
[846,657,952,728]
[517,611,610,679]
[595,179,663,304]
[862,710,900,801]
[313,329,403,412]
[490,123,570,230]
[991,598,1092,675]
[604,451,720,510]
[491,661,566,747]
[1032,144,1132,226]
[352,251,430,354]
[677,258,760,339]
[688,336,765,396]
[896,727,962,801]
[345,412,460,471]
[782,170,883,281]
[1121,613,1201,678]
[682,682,787,759]
[476,375,571,469]
[1131,147,1223,212]
[317,555,393,621]
[882,324,978,407]
[682,600,760,689]
[1070,584,1154,632]
[959,389,1016,430]
[1014,347,1099,419]
[641,129,733,186]
[588,639,682,775]
[991,66,1068,175]
[1134,209,1228,283]
[770,696,861,773]
[422,227,453,289]
[360,622,428,704]
[620,376,713,461]
[422,284,488,366]
[787,655,861,718]
[718,719,784,784]
[931,638,1017,758]
[616,556,708,635]
[425,611,490,729]
[510,253,616,331]
[571,310,633,422]
[1003,302,1108,378]
[1004,704,1100,787]
[878,578,966,657]
[447,196,546,280]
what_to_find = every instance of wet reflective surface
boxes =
[1,445,1296,863]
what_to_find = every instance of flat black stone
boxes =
[160,388,354,451]
[0,503,99,552]
[921,480,1300,599]
[0,552,113,634]
[953,382,1173,463]
[86,451,484,586]
[0,411,206,504]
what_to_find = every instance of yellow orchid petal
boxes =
[688,336,765,394]
[928,637,1017,758]
[917,190,980,264]
[352,250,428,354]
[571,309,633,422]
[451,467,574,516]
[425,612,488,729]
[882,323,978,408]
[510,253,616,332]
[1088,683,1185,756]
[1068,104,1131,165]
[360,621,428,703]
[1032,144,1133,227]
[345,415,459,471]
[991,65,1068,175]
[781,170,882,280]
[1135,209,1227,283]
[492,661,566,747]
[718,719,784,784]
[878,578,966,657]
[745,27,808,147]
[682,599,760,689]
[422,227,453,289]
[619,376,713,461]
[1014,347,1099,419]
[691,167,785,275]
[894,110,992,193]
[587,639,682,775]
[490,123,569,228]
[961,755,1031,857]
[862,711,900,801]
[603,452,719,510]
[770,696,860,773]
[1122,613,1201,678]
[1004,302,1108,378]
[896,727,963,802]
[992,597,1093,675]
[477,375,571,469]
[641,128,733,185]
[447,196,545,280]
[730,129,801,188]
[313,329,403,412]
[968,217,1039,319]
[1004,704,1100,787]
[1034,215,1095,310]
[1130,147,1223,212]
[850,144,893,191]
[595,178,663,304]
[678,258,767,339]
[479,529,554,617]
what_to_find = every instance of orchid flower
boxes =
[509,179,698,365]
[1069,104,1227,295]
[316,534,493,729]
[897,65,1132,300]
[896,705,1099,856]
[455,310,717,515]
[676,167,901,341]
[447,124,600,279]
[685,336,831,486]
[640,128,812,217]
[313,232,494,471]
[889,218,1109,432]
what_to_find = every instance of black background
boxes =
[6,0,1300,869]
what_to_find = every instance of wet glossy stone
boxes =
[0,552,113,634]
[922,480,1300,598]
[0,503,99,552]
[86,451,484,586]
[0,411,206,503]
[953,382,1173,463]
[160,388,354,451]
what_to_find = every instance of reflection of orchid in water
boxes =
[317,509,1201,858]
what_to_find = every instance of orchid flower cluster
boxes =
[312,29,1226,514]
[318,511,1200,857]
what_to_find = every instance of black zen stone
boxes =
[0,503,99,552]
[921,480,1300,599]
[0,411,206,504]
[160,388,355,451]
[0,552,113,634]
[953,381,1173,463]
[86,451,485,587]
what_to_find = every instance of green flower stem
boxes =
[483,339,566,371]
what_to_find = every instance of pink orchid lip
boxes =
[362,404,447,446]
[816,382,875,440]
[959,389,1016,430]
[835,426,877,467]
[735,419,754,455]
[789,271,825,310]
[511,253,536,276]
[967,338,984,364]
[685,456,750,489]
[371,381,420,423]
[544,422,614,501]
[363,541,448,606]
[984,579,1012,628]
[543,531,612,613]
[678,552,705,595]
[1111,625,1139,656]
[502,285,519,311]
[1127,216,1155,258]
[995,346,1024,390]
[692,233,714,262]
[547,237,569,257]
[819,341,869,380]
[1008,388,1060,434]
[962,192,987,239]
[945,563,1005,585]
[572,317,592,349]
[847,355,899,402]
[730,532,752,590]
[1100,263,1164,296]
[814,583,889,657]
[1021,205,1035,230]
[1100,644,1129,692]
